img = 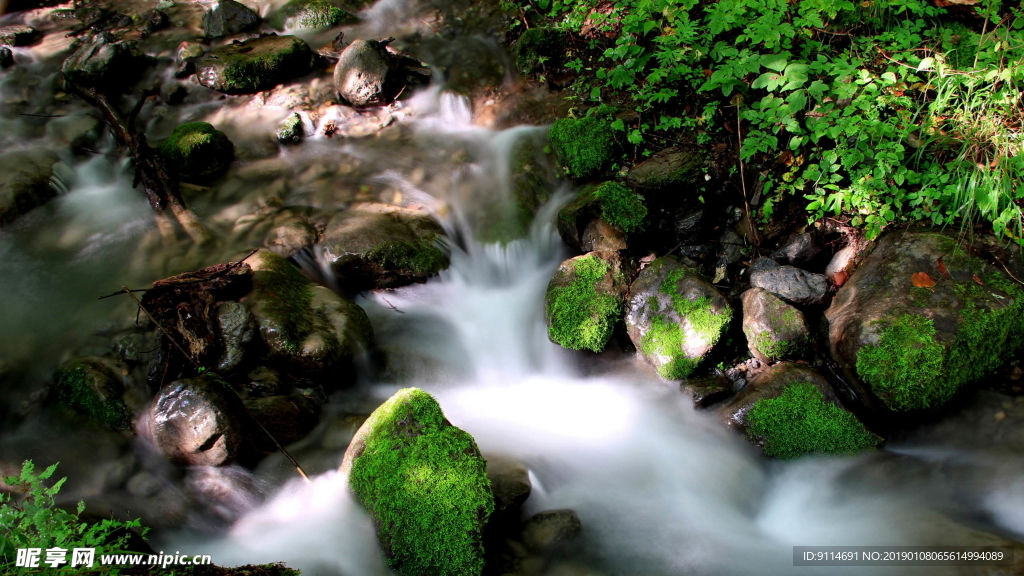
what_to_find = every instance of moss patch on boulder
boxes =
[52,357,131,430]
[548,117,617,179]
[545,252,625,352]
[343,388,493,576]
[157,122,234,182]
[196,35,315,94]
[268,0,357,30]
[557,181,647,249]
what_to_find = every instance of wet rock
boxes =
[333,39,403,107]
[581,217,627,252]
[521,509,582,550]
[514,27,565,75]
[276,113,305,144]
[157,122,234,183]
[770,231,821,266]
[549,117,617,179]
[244,393,320,451]
[265,217,317,256]
[718,363,879,458]
[216,301,255,372]
[681,375,733,408]
[626,257,732,379]
[826,231,1024,413]
[719,230,744,264]
[0,25,38,47]
[748,257,828,306]
[141,9,170,34]
[45,114,102,150]
[177,41,205,64]
[741,287,811,364]
[486,454,532,515]
[52,356,132,430]
[61,33,146,92]
[623,145,703,191]
[545,250,630,353]
[558,182,646,250]
[197,34,315,94]
[203,0,260,38]
[320,203,449,290]
[0,148,61,226]
[341,388,493,576]
[149,375,245,467]
[113,332,158,365]
[0,47,12,68]
[269,0,357,30]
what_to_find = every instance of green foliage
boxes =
[1,461,147,575]
[746,383,879,459]
[348,388,493,576]
[515,27,566,74]
[590,181,647,232]
[364,238,449,276]
[546,254,621,352]
[549,117,617,178]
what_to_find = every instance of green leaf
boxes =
[760,53,789,72]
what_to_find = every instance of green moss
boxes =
[252,252,316,352]
[349,388,493,576]
[752,331,800,362]
[365,237,449,276]
[277,113,304,144]
[208,36,314,94]
[52,362,131,430]
[157,122,233,180]
[746,382,879,459]
[640,314,698,379]
[549,117,617,179]
[590,182,647,232]
[269,0,356,29]
[547,255,621,352]
[909,287,933,307]
[856,314,947,411]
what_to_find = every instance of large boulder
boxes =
[157,122,234,183]
[718,363,879,459]
[203,0,261,38]
[52,357,132,430]
[61,33,146,91]
[545,250,630,352]
[149,375,246,466]
[0,148,60,226]
[557,181,647,250]
[341,388,493,576]
[825,231,1024,413]
[625,257,732,379]
[320,203,449,290]
[740,287,811,364]
[196,34,315,94]
[748,257,828,306]
[269,0,357,30]
[333,39,404,108]
[623,145,703,192]
[548,117,617,179]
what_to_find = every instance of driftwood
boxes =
[69,84,212,244]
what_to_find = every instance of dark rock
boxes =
[203,0,260,38]
[681,375,733,408]
[0,25,38,47]
[770,232,821,266]
[62,33,147,92]
[514,27,565,75]
[268,0,357,30]
[197,34,315,94]
[0,148,61,227]
[52,356,132,430]
[45,114,102,150]
[581,217,627,252]
[485,454,531,514]
[149,375,245,466]
[626,256,732,379]
[545,250,631,352]
[0,47,12,68]
[215,301,255,372]
[244,393,320,451]
[719,230,744,264]
[741,287,811,364]
[748,257,828,306]
[157,122,234,183]
[333,39,403,107]
[558,182,646,250]
[521,509,582,550]
[623,145,703,192]
[177,41,205,64]
[141,9,170,34]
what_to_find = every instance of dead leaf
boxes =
[833,271,849,287]
[937,257,951,278]
[912,272,936,288]
[974,274,984,285]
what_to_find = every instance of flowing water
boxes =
[2,0,1024,574]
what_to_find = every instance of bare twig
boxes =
[380,295,405,313]
[98,287,148,300]
[735,101,760,246]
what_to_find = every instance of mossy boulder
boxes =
[320,203,449,290]
[203,0,260,38]
[333,39,403,108]
[548,117,617,179]
[0,148,60,227]
[52,357,131,430]
[149,374,245,466]
[623,145,704,192]
[196,34,315,94]
[545,250,631,352]
[268,0,357,30]
[557,181,646,250]
[246,250,373,385]
[719,363,880,459]
[625,257,732,379]
[157,122,234,183]
[61,33,147,91]
[740,287,811,364]
[276,113,304,144]
[514,27,566,75]
[826,231,1024,413]
[341,388,493,576]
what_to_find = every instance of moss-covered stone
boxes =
[548,117,617,179]
[157,122,234,182]
[514,27,566,75]
[545,251,628,352]
[52,357,131,430]
[557,181,646,249]
[342,388,493,576]
[741,287,810,363]
[196,34,315,94]
[268,0,357,30]
[623,145,704,191]
[276,113,304,144]
[61,33,147,92]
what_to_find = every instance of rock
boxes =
[246,250,373,383]
[581,217,627,252]
[521,509,582,550]
[45,114,102,149]
[157,122,234,183]
[825,231,1024,413]
[149,375,245,467]
[740,287,811,364]
[269,0,357,30]
[770,231,821,266]
[486,455,531,515]
[333,39,403,107]
[177,41,205,64]
[681,375,732,408]
[558,182,646,250]
[243,394,320,451]
[320,203,449,290]
[61,33,146,91]
[52,356,132,430]
[719,230,744,264]
[196,34,315,94]
[0,25,38,47]
[0,47,12,68]
[203,0,261,38]
[545,250,630,352]
[0,148,61,227]
[718,363,879,459]
[215,301,255,372]
[341,388,493,576]
[549,117,617,179]
[276,113,305,144]
[623,145,703,191]
[514,27,566,75]
[265,218,317,256]
[626,257,732,379]
[141,9,170,34]
[748,257,828,306]
[825,244,860,286]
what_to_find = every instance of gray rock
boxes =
[681,375,733,408]
[749,257,828,306]
[521,509,582,550]
[176,41,205,64]
[0,148,60,226]
[719,230,744,264]
[770,232,821,266]
[216,301,255,372]
[45,114,102,150]
[149,375,245,466]
[203,0,260,38]
[196,34,315,94]
[269,0,357,30]
[276,113,305,144]
[741,287,811,364]
[486,455,532,515]
[62,33,146,91]
[333,39,403,107]
[0,25,38,47]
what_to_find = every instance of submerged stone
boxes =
[196,34,315,94]
[157,122,234,183]
[333,39,403,107]
[203,0,261,38]
[521,509,582,551]
[52,356,132,430]
[61,33,147,91]
[0,148,61,226]
[341,388,493,576]
[548,117,617,179]
[268,0,357,30]
[557,181,646,250]
[740,287,810,364]
[545,250,630,353]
